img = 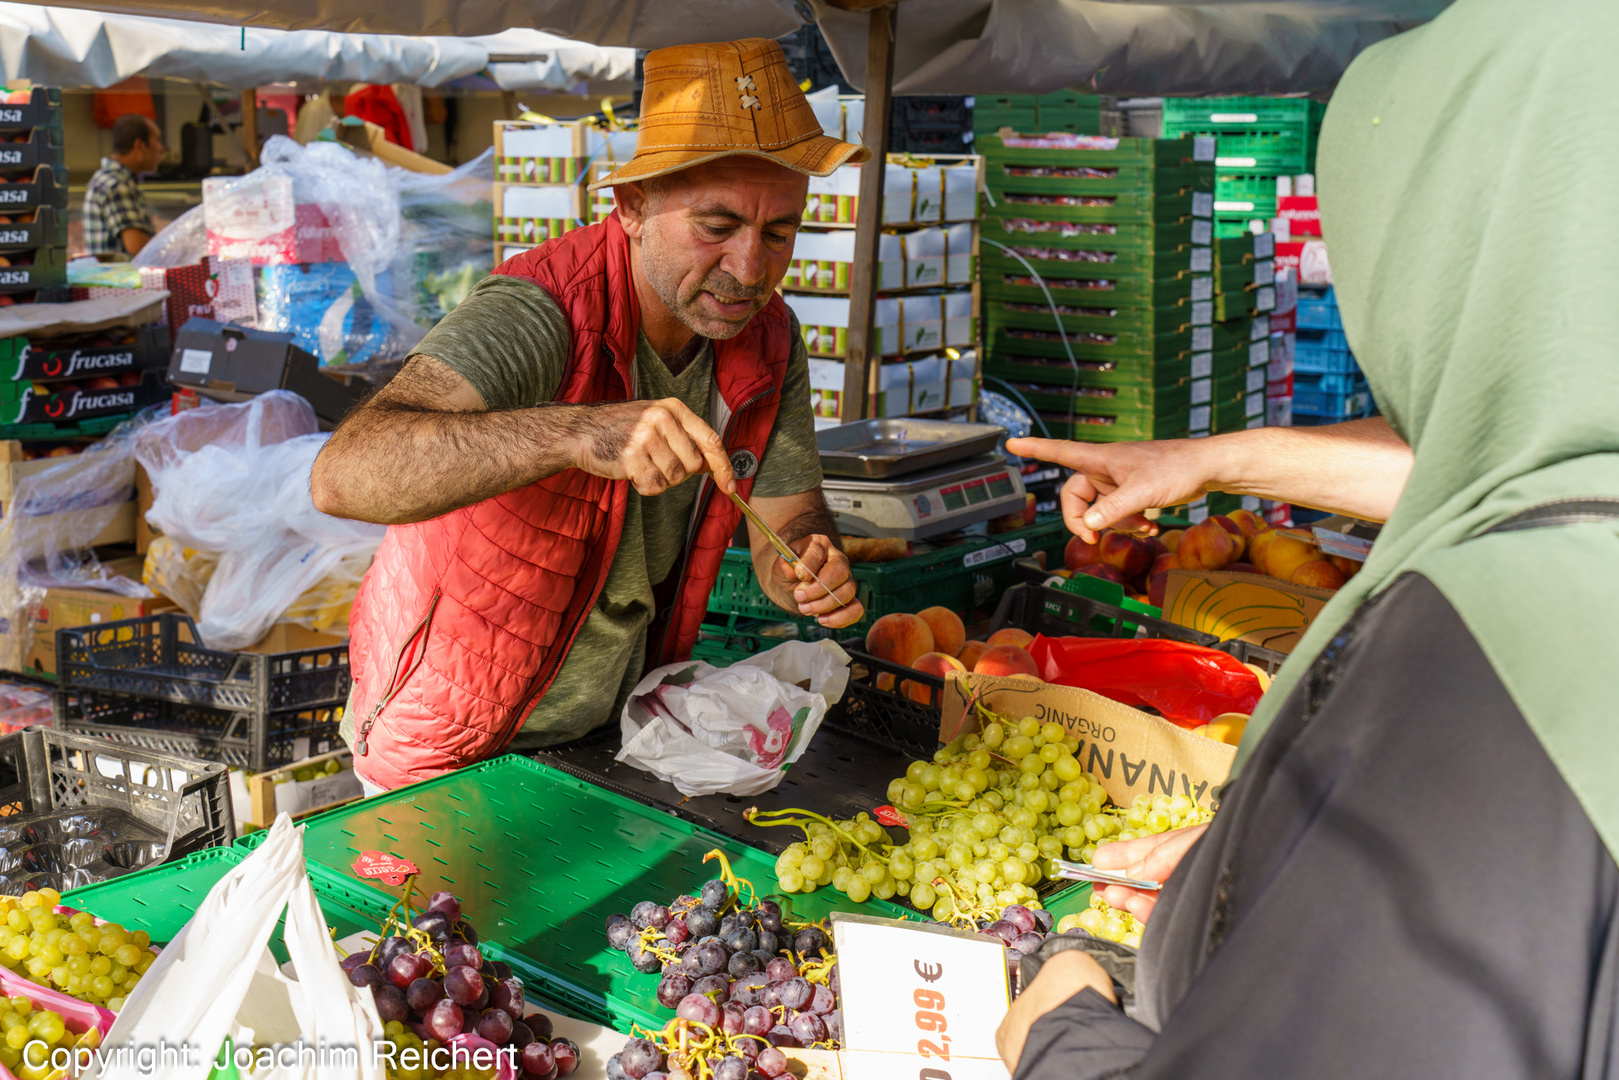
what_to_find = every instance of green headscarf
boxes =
[1232,0,1619,857]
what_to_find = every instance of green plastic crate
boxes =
[1011,380,1194,418]
[979,239,1204,286]
[1214,218,1266,240]
[1211,232,1277,266]
[1161,96,1326,130]
[235,756,915,1033]
[988,188,1203,227]
[985,160,1213,199]
[1164,128,1315,173]
[985,324,1196,368]
[984,352,1195,390]
[1213,285,1276,322]
[1213,173,1282,218]
[0,411,137,441]
[1030,409,1191,443]
[61,847,393,966]
[985,298,1210,339]
[1213,258,1274,294]
[982,213,1210,255]
[979,134,1210,169]
[981,267,1202,310]
[708,517,1071,637]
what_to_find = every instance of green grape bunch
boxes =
[750,707,1214,923]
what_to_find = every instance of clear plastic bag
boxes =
[617,640,851,797]
[134,391,385,650]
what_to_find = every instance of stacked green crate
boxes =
[979,133,1216,441]
[973,92,1102,138]
[1160,97,1326,238]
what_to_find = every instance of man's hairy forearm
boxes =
[311,356,604,525]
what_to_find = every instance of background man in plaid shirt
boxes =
[82,114,164,259]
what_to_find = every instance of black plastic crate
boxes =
[53,687,345,773]
[0,724,232,858]
[0,128,62,177]
[56,613,349,714]
[0,166,64,212]
[0,206,64,254]
[0,89,62,136]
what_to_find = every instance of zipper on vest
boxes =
[654,384,777,669]
[495,342,626,751]
[356,587,442,756]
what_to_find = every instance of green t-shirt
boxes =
[345,274,823,752]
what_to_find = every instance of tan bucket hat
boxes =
[588,38,870,190]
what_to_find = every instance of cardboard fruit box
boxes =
[1160,567,1337,654]
[940,671,1235,809]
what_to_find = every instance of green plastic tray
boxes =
[0,411,137,441]
[1213,259,1274,294]
[1160,96,1326,130]
[981,269,1202,310]
[1212,233,1276,266]
[988,188,1202,227]
[60,847,393,966]
[984,352,1195,391]
[986,160,1213,198]
[235,756,915,1033]
[979,134,1208,169]
[708,517,1071,636]
[1031,409,1191,443]
[1162,127,1315,173]
[982,214,1209,256]
[1011,380,1194,418]
[985,298,1210,338]
[986,323,1197,365]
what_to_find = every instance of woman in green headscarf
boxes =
[995,0,1619,1076]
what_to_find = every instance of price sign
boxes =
[831,913,1011,1080]
[351,850,419,886]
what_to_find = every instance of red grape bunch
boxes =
[340,886,580,1078]
[603,851,844,1080]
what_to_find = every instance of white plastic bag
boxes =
[84,814,386,1080]
[617,640,851,797]
[135,391,385,649]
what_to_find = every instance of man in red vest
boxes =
[311,39,869,791]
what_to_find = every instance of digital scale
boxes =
[817,419,1027,540]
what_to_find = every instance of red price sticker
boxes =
[874,805,908,828]
[352,850,419,887]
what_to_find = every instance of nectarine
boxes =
[1290,559,1347,590]
[1247,530,1278,574]
[864,612,934,667]
[1148,570,1170,608]
[1063,534,1103,571]
[1208,516,1248,560]
[1150,552,1179,578]
[1226,508,1268,540]
[903,652,967,704]
[975,644,1039,678]
[1177,519,1240,571]
[1329,555,1362,581]
[916,606,966,659]
[1159,529,1184,553]
[1262,536,1321,583]
[1078,564,1126,585]
[957,640,990,670]
[1099,531,1153,581]
[987,627,1034,649]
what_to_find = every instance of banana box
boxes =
[1160,569,1335,654]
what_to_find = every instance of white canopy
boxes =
[0,4,635,91]
[0,0,1450,94]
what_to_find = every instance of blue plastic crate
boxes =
[1294,341,1360,375]
[1295,370,1367,396]
[1295,289,1343,331]
[1294,386,1371,419]
[1296,327,1349,351]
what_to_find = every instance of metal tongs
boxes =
[724,489,847,609]
[1053,859,1162,891]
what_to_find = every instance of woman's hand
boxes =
[1092,824,1209,923]
[996,950,1116,1071]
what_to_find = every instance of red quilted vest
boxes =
[346,214,791,789]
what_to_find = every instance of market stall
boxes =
[0,0,1436,1074]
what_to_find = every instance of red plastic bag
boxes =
[1029,634,1262,728]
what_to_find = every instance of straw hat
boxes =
[588,38,870,190]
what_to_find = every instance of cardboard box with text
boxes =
[941,672,1234,809]
[1161,568,1335,654]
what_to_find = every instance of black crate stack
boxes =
[0,88,67,306]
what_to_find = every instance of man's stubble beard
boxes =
[640,219,769,341]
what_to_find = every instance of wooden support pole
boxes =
[240,89,258,167]
[840,3,897,424]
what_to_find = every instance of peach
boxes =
[1208,516,1248,560]
[1329,555,1362,581]
[1177,519,1240,571]
[1148,570,1170,608]
[1064,534,1103,571]
[903,652,967,704]
[1247,530,1279,575]
[1262,536,1321,583]
[1078,564,1126,585]
[987,627,1034,649]
[1150,552,1179,578]
[974,644,1039,678]
[957,640,990,669]
[1290,559,1347,591]
[1226,508,1268,539]
[1158,529,1184,553]
[864,612,934,667]
[1099,532,1154,581]
[917,606,966,659]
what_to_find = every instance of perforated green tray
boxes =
[60,847,392,966]
[235,756,915,1032]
